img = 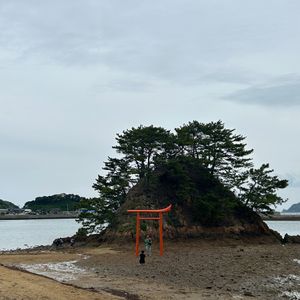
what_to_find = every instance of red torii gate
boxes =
[127,204,172,256]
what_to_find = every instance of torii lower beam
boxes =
[127,205,172,256]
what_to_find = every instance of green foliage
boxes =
[78,121,288,232]
[76,197,111,233]
[175,120,253,187]
[93,157,132,209]
[157,157,238,225]
[140,221,147,232]
[24,193,85,213]
[78,157,133,233]
[76,227,88,237]
[0,199,19,209]
[237,163,288,214]
[77,126,173,232]
[114,125,172,180]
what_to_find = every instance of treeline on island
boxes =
[23,194,87,213]
[0,194,88,215]
[76,120,289,239]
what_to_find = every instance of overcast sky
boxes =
[1,0,299,210]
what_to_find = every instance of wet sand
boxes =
[1,240,300,299]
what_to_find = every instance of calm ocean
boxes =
[265,220,300,237]
[0,219,299,250]
[0,219,80,251]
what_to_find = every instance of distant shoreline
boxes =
[0,214,77,220]
[263,214,300,221]
[1,213,299,221]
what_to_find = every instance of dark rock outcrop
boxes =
[283,234,300,244]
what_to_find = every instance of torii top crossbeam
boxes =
[127,205,172,256]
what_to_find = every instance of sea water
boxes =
[265,220,300,237]
[0,219,299,251]
[0,219,80,250]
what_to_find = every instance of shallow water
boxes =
[0,219,80,250]
[19,261,86,282]
[265,220,300,237]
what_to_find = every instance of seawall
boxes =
[0,214,77,220]
[262,214,300,221]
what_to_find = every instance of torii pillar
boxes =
[127,205,172,256]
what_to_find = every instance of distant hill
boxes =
[283,203,300,213]
[0,199,19,209]
[23,193,86,213]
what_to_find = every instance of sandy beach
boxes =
[0,239,300,300]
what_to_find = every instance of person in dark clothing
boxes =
[139,250,146,264]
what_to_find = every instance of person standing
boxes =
[139,250,146,264]
[144,235,152,256]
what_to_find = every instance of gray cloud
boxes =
[224,78,300,107]
[1,0,300,209]
[1,0,300,86]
